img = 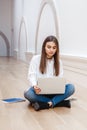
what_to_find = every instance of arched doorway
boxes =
[35,0,59,54]
[18,17,27,61]
[0,31,10,56]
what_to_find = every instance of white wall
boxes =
[12,0,60,60]
[0,0,12,56]
[0,0,87,58]
[56,0,87,57]
[12,0,87,59]
[23,0,42,53]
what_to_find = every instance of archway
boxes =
[18,17,28,61]
[0,31,10,56]
[35,0,59,54]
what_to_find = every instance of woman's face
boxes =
[45,41,57,58]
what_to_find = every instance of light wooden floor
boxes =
[0,57,87,130]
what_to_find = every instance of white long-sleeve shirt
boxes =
[28,55,63,86]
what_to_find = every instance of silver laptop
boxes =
[37,77,66,94]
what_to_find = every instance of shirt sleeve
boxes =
[27,56,37,86]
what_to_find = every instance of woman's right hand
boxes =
[34,86,41,94]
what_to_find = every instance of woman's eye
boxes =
[47,46,51,49]
[53,47,56,49]
[47,45,56,49]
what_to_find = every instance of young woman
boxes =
[24,35,75,111]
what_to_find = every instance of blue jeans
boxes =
[24,84,75,107]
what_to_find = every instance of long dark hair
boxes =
[39,35,60,76]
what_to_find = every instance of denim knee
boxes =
[24,87,37,102]
[24,89,29,99]
[24,90,28,98]
[66,83,75,96]
[24,88,32,100]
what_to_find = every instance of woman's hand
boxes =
[34,86,41,94]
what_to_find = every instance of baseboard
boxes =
[60,55,87,87]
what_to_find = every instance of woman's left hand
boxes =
[34,86,41,94]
